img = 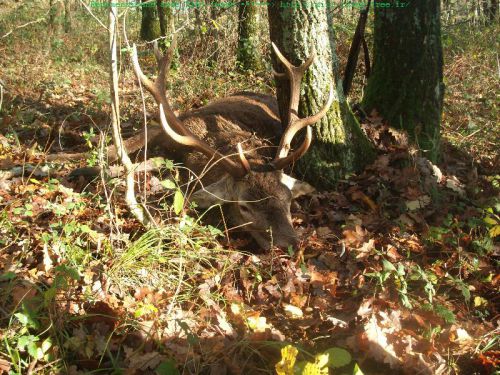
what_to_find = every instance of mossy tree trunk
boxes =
[63,0,72,33]
[207,0,220,67]
[268,0,375,188]
[156,0,178,67]
[237,1,261,71]
[140,0,160,42]
[362,0,444,161]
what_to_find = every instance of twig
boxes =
[80,0,108,31]
[0,80,4,112]
[1,16,47,39]
[108,5,150,226]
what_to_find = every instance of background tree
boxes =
[63,0,72,33]
[483,0,498,22]
[237,0,261,70]
[157,0,175,44]
[49,0,64,34]
[140,0,160,42]
[363,0,444,161]
[267,0,374,188]
[207,0,221,66]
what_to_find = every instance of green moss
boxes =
[140,5,160,42]
[237,3,261,71]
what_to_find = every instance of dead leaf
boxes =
[283,303,303,319]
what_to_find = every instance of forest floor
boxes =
[0,2,499,375]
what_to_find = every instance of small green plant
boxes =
[366,259,412,308]
[2,265,78,374]
[410,265,437,303]
[12,203,34,217]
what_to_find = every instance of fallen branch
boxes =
[1,16,48,39]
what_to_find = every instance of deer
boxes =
[126,41,334,249]
[50,41,333,250]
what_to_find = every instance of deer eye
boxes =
[239,205,251,214]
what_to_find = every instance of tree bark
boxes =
[49,0,64,34]
[64,0,72,33]
[237,0,261,71]
[362,0,444,161]
[484,0,498,22]
[207,0,220,67]
[140,0,160,42]
[268,0,375,188]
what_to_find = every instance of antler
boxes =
[130,41,248,178]
[271,42,334,170]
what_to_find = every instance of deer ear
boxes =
[280,173,315,199]
[190,175,236,208]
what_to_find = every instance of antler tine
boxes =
[131,44,247,178]
[272,42,315,117]
[271,42,334,167]
[275,86,334,159]
[153,36,177,85]
[272,125,312,170]
[237,143,251,173]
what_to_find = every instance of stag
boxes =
[127,41,333,249]
[47,42,332,249]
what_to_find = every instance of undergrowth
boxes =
[0,2,498,374]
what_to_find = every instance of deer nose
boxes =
[274,230,298,248]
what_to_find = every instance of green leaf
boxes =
[17,335,34,350]
[483,217,497,226]
[382,259,397,272]
[0,271,16,281]
[27,341,43,359]
[55,264,80,281]
[156,359,180,375]
[323,347,352,368]
[353,363,365,375]
[41,338,52,354]
[14,313,29,326]
[173,190,184,215]
[161,179,176,190]
[162,159,175,170]
[434,304,456,324]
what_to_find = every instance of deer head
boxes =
[131,41,333,249]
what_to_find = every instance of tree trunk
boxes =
[491,0,498,22]
[485,0,498,22]
[64,0,72,33]
[207,0,220,67]
[237,0,261,71]
[140,0,160,42]
[268,1,375,188]
[157,0,167,41]
[49,0,64,34]
[362,0,444,161]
